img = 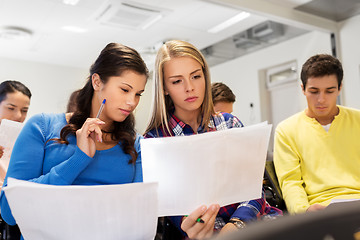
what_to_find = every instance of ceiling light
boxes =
[208,11,250,34]
[62,26,87,33]
[63,0,80,6]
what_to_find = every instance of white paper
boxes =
[141,123,272,216]
[0,119,23,184]
[0,119,23,185]
[3,178,158,240]
[330,198,360,205]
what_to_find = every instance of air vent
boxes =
[95,1,168,30]
[251,21,284,41]
[0,27,32,40]
[233,30,260,49]
[201,20,308,67]
[232,21,284,50]
[201,46,214,56]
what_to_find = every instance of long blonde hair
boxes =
[144,40,214,135]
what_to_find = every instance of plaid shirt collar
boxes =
[168,113,216,136]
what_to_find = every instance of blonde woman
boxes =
[144,40,281,239]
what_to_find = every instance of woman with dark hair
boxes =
[0,80,32,179]
[0,80,31,125]
[0,80,31,240]
[0,43,149,231]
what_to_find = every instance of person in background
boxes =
[0,80,32,185]
[0,43,148,238]
[66,89,81,113]
[0,80,31,240]
[144,40,282,240]
[211,82,235,114]
[274,54,360,214]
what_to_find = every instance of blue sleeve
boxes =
[230,188,282,222]
[230,199,261,222]
[133,134,143,183]
[232,115,244,128]
[0,114,92,225]
[221,112,244,128]
[144,131,155,138]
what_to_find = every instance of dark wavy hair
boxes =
[0,80,32,103]
[301,54,343,90]
[56,43,148,164]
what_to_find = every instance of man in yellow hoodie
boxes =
[274,54,360,214]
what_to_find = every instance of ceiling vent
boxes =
[233,31,260,49]
[232,21,284,50]
[0,27,32,40]
[94,1,168,30]
[202,20,308,67]
[251,21,284,42]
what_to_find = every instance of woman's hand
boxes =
[0,145,3,158]
[76,118,105,158]
[181,204,220,239]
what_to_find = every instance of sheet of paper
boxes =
[3,178,158,240]
[330,198,360,205]
[0,119,23,183]
[141,122,272,216]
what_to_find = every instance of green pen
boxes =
[184,215,205,223]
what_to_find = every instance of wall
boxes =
[338,14,360,109]
[0,57,88,120]
[0,56,153,133]
[133,74,153,134]
[210,30,332,126]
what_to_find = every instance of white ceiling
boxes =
[267,0,313,8]
[0,0,270,69]
[1,0,353,69]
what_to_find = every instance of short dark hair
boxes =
[211,82,236,104]
[301,54,343,90]
[0,80,32,103]
[66,89,80,113]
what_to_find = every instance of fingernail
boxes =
[211,205,219,211]
[201,205,207,212]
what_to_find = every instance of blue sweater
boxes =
[0,113,143,225]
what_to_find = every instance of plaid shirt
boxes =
[145,112,282,236]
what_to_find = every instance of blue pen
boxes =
[96,99,106,118]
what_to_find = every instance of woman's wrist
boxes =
[228,218,246,229]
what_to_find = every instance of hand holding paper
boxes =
[181,204,220,239]
[141,122,272,216]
